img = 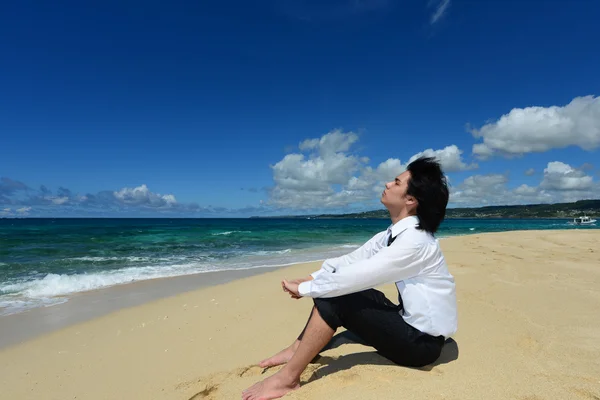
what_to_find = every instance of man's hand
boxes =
[281,275,313,299]
[286,276,314,285]
[282,279,301,299]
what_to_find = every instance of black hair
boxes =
[405,156,449,235]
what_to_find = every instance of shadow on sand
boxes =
[303,331,459,382]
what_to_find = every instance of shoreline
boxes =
[0,260,323,349]
[1,227,598,348]
[0,242,362,317]
[1,230,599,399]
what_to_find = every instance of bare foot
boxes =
[258,342,299,368]
[242,371,300,400]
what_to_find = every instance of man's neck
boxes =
[388,210,415,225]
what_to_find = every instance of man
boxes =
[242,156,457,400]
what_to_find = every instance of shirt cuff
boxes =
[310,269,324,279]
[298,281,312,297]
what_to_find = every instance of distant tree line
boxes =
[251,199,600,219]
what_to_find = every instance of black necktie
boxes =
[387,234,396,246]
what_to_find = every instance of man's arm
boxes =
[298,242,425,298]
[310,231,387,279]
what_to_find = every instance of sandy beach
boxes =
[1,230,599,399]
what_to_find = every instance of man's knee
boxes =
[312,298,343,330]
[313,297,338,316]
[313,291,371,328]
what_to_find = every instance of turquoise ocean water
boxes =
[0,217,596,316]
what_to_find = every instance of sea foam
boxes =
[0,245,355,316]
[0,263,207,299]
[211,230,252,236]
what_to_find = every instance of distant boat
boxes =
[572,215,597,225]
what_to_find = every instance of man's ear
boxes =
[406,194,417,205]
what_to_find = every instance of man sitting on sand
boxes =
[242,156,458,400]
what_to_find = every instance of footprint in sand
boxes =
[182,363,324,399]
[570,387,600,400]
[517,334,541,353]
[188,384,218,400]
[178,369,232,399]
[237,365,265,378]
[182,365,282,400]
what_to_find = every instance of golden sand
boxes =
[1,230,599,399]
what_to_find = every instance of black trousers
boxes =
[313,289,445,368]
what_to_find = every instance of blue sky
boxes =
[1,0,599,217]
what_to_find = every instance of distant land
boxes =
[251,199,600,219]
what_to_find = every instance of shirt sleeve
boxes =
[309,231,387,279]
[299,241,425,298]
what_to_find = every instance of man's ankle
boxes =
[277,367,301,385]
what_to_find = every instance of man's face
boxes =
[380,170,414,211]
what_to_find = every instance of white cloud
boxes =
[113,184,178,208]
[16,207,32,214]
[409,145,477,172]
[450,174,509,205]
[450,173,554,206]
[463,174,508,188]
[430,0,451,24]
[450,161,598,207]
[525,168,536,176]
[0,178,221,216]
[45,196,69,205]
[269,130,471,210]
[368,158,404,182]
[269,130,369,209]
[540,161,594,191]
[471,95,600,159]
[298,129,359,155]
[513,184,538,196]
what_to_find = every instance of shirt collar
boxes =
[388,215,419,238]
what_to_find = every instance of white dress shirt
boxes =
[297,215,457,339]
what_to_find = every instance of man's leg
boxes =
[313,289,445,368]
[258,306,315,368]
[243,307,335,400]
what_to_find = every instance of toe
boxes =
[244,383,259,398]
[242,386,254,399]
